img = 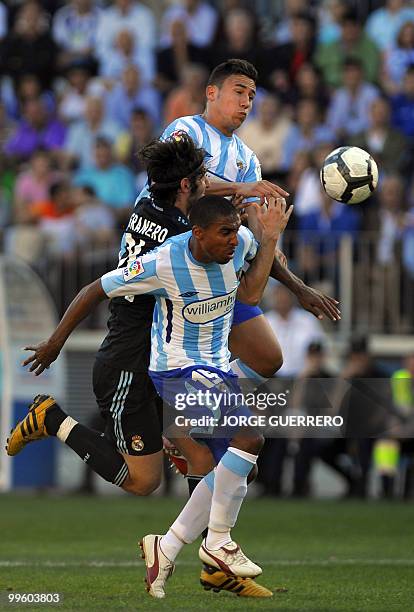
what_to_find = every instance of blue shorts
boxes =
[149,365,253,463]
[232,300,263,326]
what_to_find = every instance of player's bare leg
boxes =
[229,314,283,378]
[121,451,164,495]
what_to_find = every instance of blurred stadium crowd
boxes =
[0,0,413,498]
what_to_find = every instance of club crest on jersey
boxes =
[170,129,187,142]
[123,259,144,281]
[131,435,144,452]
[236,160,246,170]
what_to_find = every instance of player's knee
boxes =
[255,350,283,378]
[247,464,258,483]
[122,473,162,496]
[232,433,265,455]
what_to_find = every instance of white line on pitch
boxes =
[1,559,414,568]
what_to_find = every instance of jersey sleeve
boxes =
[161,118,201,146]
[242,151,262,183]
[101,250,166,298]
[238,225,259,262]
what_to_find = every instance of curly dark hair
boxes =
[138,133,206,208]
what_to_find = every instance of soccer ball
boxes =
[320,146,378,204]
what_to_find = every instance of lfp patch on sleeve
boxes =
[123,259,145,281]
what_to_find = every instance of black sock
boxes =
[65,425,128,486]
[46,404,128,487]
[187,475,208,541]
[44,404,67,436]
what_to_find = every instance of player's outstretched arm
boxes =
[237,198,293,305]
[270,261,341,321]
[23,279,108,376]
[206,177,289,201]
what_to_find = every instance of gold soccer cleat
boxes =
[6,394,56,456]
[200,564,273,597]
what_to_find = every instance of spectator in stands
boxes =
[6,73,55,121]
[0,0,58,90]
[337,335,390,497]
[293,142,336,218]
[280,98,334,171]
[270,11,317,91]
[155,18,210,95]
[290,340,334,497]
[326,58,379,140]
[383,21,414,95]
[265,284,325,378]
[288,62,330,110]
[317,0,347,45]
[95,0,156,63]
[160,0,218,49]
[52,0,101,72]
[5,180,75,262]
[315,9,381,88]
[0,1,7,41]
[13,149,58,223]
[372,174,407,331]
[58,60,95,125]
[114,108,154,179]
[207,8,266,78]
[105,65,161,130]
[390,354,414,498]
[365,0,414,52]
[298,185,361,283]
[73,136,136,227]
[4,97,66,163]
[259,283,325,497]
[391,65,414,139]
[274,0,308,44]
[99,28,154,86]
[62,96,122,170]
[350,96,408,175]
[238,93,293,182]
[73,185,115,248]
[29,179,74,223]
[163,63,207,125]
[376,175,406,266]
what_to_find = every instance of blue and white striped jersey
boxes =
[101,226,258,372]
[136,114,262,202]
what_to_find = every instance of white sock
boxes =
[161,473,215,561]
[229,358,268,395]
[206,447,257,550]
[160,530,184,563]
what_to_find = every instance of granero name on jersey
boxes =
[127,214,169,243]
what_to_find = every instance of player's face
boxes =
[208,75,256,133]
[198,215,241,264]
[185,171,209,214]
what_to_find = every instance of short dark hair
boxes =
[138,133,205,207]
[189,195,239,228]
[207,59,258,88]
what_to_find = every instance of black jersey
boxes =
[96,197,190,372]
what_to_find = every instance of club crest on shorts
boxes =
[131,435,144,452]
[123,259,144,281]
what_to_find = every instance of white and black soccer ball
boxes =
[320,146,378,204]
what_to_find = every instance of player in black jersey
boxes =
[9,135,215,494]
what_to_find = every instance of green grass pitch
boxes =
[1,494,413,611]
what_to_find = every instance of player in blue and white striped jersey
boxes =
[136,59,340,392]
[18,193,292,594]
[101,220,258,374]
